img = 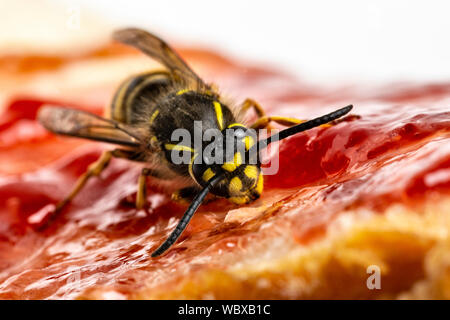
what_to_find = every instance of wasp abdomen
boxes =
[110,71,173,125]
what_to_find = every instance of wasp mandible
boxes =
[38,28,353,257]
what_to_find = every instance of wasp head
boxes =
[190,124,264,204]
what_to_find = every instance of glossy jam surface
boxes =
[0,45,449,299]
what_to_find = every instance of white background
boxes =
[34,0,450,84]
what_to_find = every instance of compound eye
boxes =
[234,128,246,139]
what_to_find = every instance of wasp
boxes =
[38,28,353,257]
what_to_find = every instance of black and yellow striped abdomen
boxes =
[110,71,173,125]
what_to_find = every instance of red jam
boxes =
[0,46,449,299]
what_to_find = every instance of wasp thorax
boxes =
[190,125,263,204]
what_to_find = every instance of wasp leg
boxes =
[238,98,266,118]
[172,186,219,205]
[251,116,306,129]
[171,187,200,205]
[250,113,359,129]
[54,149,134,213]
[251,115,334,130]
[136,168,168,209]
[54,151,112,213]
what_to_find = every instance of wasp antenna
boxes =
[256,104,353,150]
[151,174,224,257]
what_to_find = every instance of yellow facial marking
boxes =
[164,144,194,153]
[202,168,215,182]
[221,152,243,172]
[244,165,258,180]
[149,109,159,124]
[229,177,243,195]
[213,101,224,130]
[234,152,242,166]
[227,123,246,128]
[255,173,264,195]
[222,162,236,172]
[229,196,249,205]
[243,136,255,151]
[176,89,190,95]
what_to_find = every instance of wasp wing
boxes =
[113,28,209,90]
[38,105,143,148]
